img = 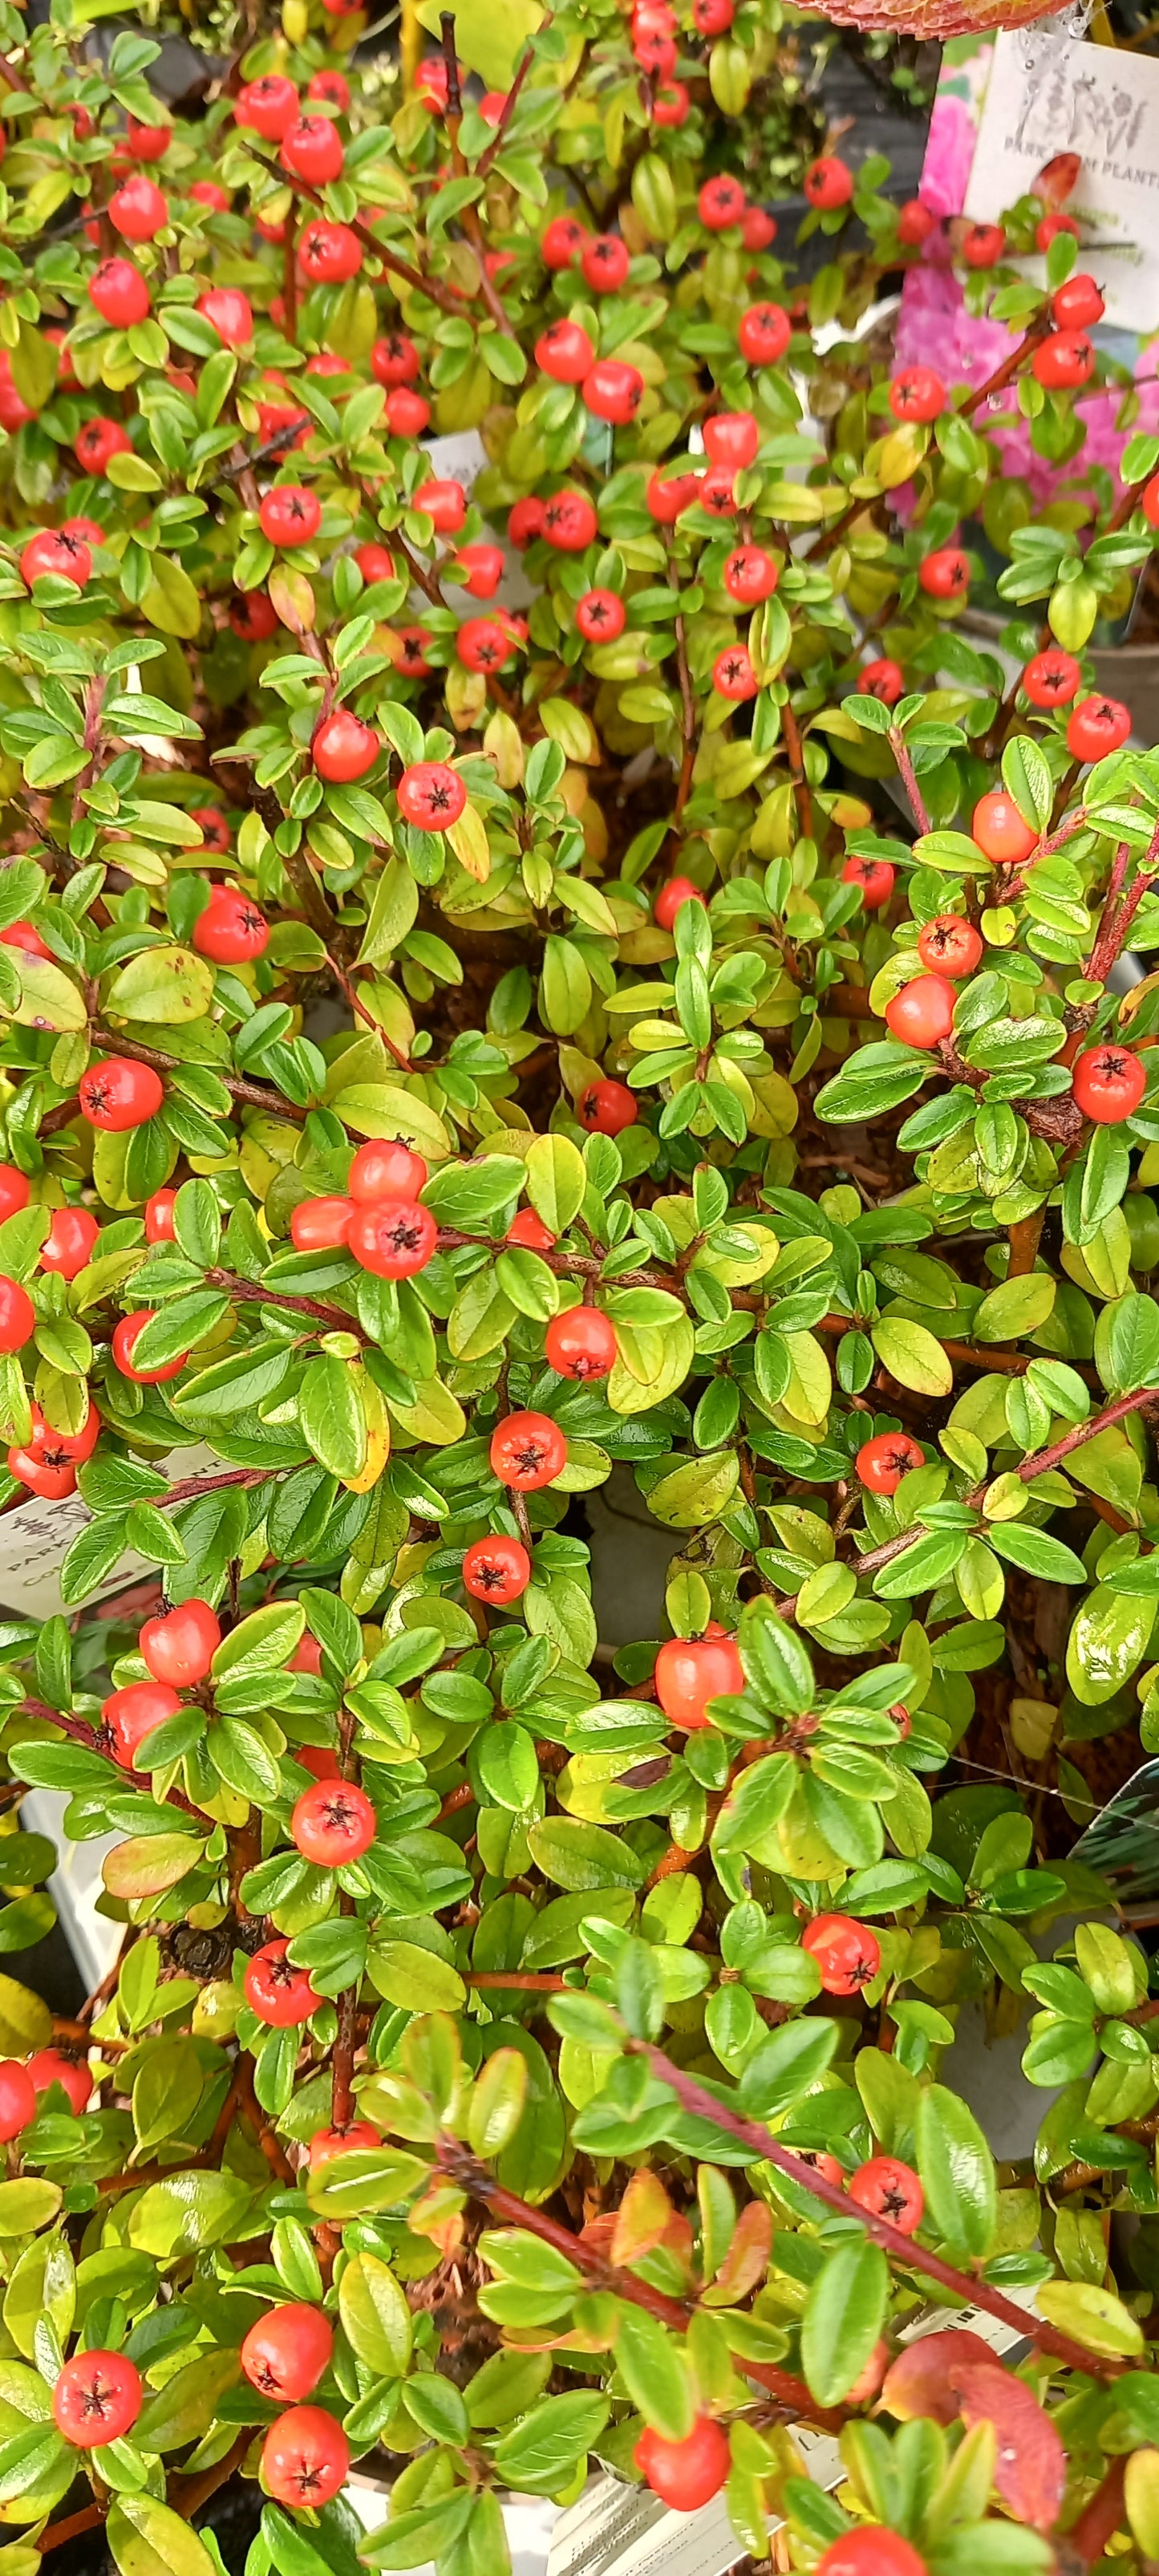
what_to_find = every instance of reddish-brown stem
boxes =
[38,2504,106,2555]
[959,314,1052,420]
[888,726,930,836]
[253,153,467,316]
[1070,2457,1126,2564]
[90,1027,306,1124]
[630,2041,1118,2378]
[172,2431,250,2521]
[1007,1209,1044,1280]
[205,1270,368,1341]
[436,2137,838,2427]
[781,701,813,842]
[324,951,414,1068]
[465,1970,567,1990]
[477,44,535,172]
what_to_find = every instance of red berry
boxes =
[281,116,344,183]
[144,1189,177,1243]
[652,83,690,124]
[898,199,933,246]
[231,590,278,642]
[372,334,421,387]
[490,1411,566,1491]
[259,487,322,549]
[111,1312,186,1384]
[242,2304,333,2402]
[742,205,776,251]
[699,176,745,232]
[635,2417,729,2512]
[191,808,230,855]
[582,360,643,425]
[917,915,983,979]
[634,25,676,71]
[577,1078,636,1134]
[192,886,269,963]
[7,1446,75,1500]
[79,1058,163,1132]
[509,497,545,547]
[102,1680,182,1769]
[646,469,700,524]
[126,116,171,160]
[796,2148,846,2188]
[841,854,894,911]
[0,1167,28,1223]
[575,590,626,644]
[856,1431,924,1495]
[723,546,777,606]
[290,1195,354,1252]
[918,547,970,600]
[738,302,791,365]
[348,1198,437,1280]
[1143,475,1159,531]
[849,2155,924,2233]
[88,259,150,327]
[884,976,954,1049]
[889,365,944,424]
[189,181,230,212]
[245,1939,318,2027]
[290,1636,324,1677]
[28,2050,90,2116]
[463,1535,532,1604]
[291,1778,376,1867]
[0,353,34,432]
[582,233,630,293]
[1053,273,1103,330]
[541,217,588,270]
[261,2405,349,2510]
[962,222,1004,268]
[1023,648,1081,708]
[140,1598,221,1687]
[197,288,253,347]
[971,789,1037,865]
[479,89,508,124]
[299,221,362,283]
[819,2533,928,2576]
[349,1140,427,1203]
[452,542,505,601]
[308,2120,379,2166]
[237,75,300,138]
[0,2059,35,2140]
[654,1625,744,1732]
[694,0,734,26]
[1036,212,1080,252]
[1072,1044,1147,1124]
[413,479,466,533]
[457,618,512,673]
[541,491,598,551]
[703,412,759,469]
[1033,329,1096,392]
[54,2351,142,2448]
[0,921,48,959]
[415,56,451,105]
[545,1305,617,1380]
[804,156,853,211]
[507,1209,555,1250]
[699,467,736,519]
[801,1913,881,1995]
[397,762,466,830]
[312,710,380,783]
[857,658,905,706]
[20,529,91,589]
[355,544,395,587]
[109,176,167,240]
[40,1207,99,1280]
[713,645,758,702]
[536,319,594,384]
[654,876,706,930]
[24,1399,99,1467]
[1067,695,1132,761]
[388,625,432,677]
[0,1277,34,1354]
[75,418,132,474]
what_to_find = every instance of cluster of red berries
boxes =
[290,1137,436,1279]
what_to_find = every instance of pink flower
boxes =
[919,95,977,219]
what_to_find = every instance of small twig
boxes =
[90,1027,308,1125]
[477,43,535,173]
[887,724,930,836]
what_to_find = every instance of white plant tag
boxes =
[0,1444,221,1622]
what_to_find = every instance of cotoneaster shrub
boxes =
[0,1,1153,2570]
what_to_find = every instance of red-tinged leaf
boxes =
[880,2329,995,2424]
[703,2198,772,2305]
[950,2361,1067,2529]
[610,2166,676,2266]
